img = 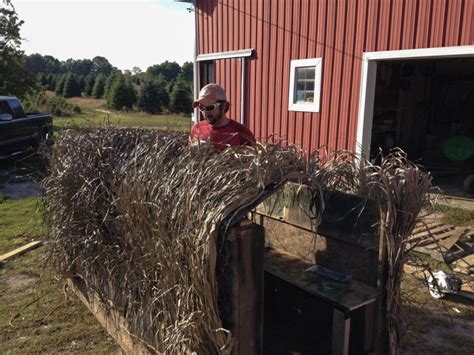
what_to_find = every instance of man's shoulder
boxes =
[192,120,210,130]
[227,119,249,131]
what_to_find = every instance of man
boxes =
[190,83,256,152]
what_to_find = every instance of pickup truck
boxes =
[0,96,53,158]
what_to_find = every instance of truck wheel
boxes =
[33,129,49,149]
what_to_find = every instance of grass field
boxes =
[54,97,193,132]
[0,197,119,353]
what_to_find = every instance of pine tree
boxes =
[55,74,66,96]
[46,74,56,91]
[107,76,136,110]
[91,74,105,99]
[36,72,48,87]
[103,72,121,101]
[170,80,192,114]
[138,76,169,114]
[62,73,81,98]
[83,74,96,97]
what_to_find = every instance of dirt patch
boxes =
[4,273,37,293]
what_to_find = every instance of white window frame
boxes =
[288,58,323,112]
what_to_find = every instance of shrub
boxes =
[23,89,78,117]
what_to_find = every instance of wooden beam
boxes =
[0,241,42,263]
[68,277,153,354]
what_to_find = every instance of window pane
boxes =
[296,68,306,79]
[294,65,316,104]
[296,90,305,103]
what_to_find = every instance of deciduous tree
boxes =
[0,1,35,97]
[146,61,181,82]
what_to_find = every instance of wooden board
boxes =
[68,277,153,354]
[256,182,379,251]
[264,249,377,313]
[409,222,474,264]
[0,241,42,263]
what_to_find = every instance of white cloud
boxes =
[14,0,195,71]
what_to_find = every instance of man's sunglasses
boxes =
[199,102,222,112]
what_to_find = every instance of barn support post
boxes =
[224,219,264,355]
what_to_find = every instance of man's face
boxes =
[201,102,224,125]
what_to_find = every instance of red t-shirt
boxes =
[190,119,256,152]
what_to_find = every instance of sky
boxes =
[14,0,195,71]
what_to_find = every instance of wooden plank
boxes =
[410,225,455,242]
[453,254,474,275]
[425,229,469,251]
[331,309,350,355]
[411,222,445,235]
[68,277,152,354]
[0,241,42,263]
[226,220,264,355]
[264,249,377,313]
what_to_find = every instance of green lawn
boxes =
[0,197,119,353]
[44,94,193,132]
[433,203,474,227]
[53,98,192,131]
[54,111,192,132]
[0,197,45,255]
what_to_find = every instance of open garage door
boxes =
[371,57,474,197]
[357,47,474,198]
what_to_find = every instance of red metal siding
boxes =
[196,0,474,153]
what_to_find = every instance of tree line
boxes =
[1,1,193,115]
[28,54,193,114]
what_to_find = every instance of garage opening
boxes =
[370,57,474,198]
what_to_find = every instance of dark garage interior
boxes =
[371,57,474,198]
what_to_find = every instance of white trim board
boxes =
[355,45,474,157]
[196,49,253,62]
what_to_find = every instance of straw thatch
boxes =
[42,127,305,353]
[43,126,432,354]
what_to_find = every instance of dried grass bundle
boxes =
[308,148,433,354]
[44,126,431,354]
[362,149,433,354]
[42,127,305,353]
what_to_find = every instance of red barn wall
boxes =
[196,0,474,153]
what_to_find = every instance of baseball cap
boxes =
[192,83,226,108]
